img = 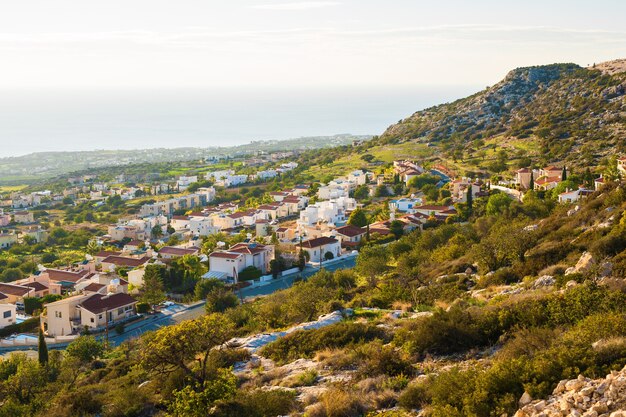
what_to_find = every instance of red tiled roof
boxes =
[516,168,531,173]
[171,215,190,221]
[159,246,199,256]
[415,205,452,211]
[209,252,242,259]
[22,281,48,292]
[79,293,137,314]
[83,282,106,292]
[301,236,338,248]
[276,227,288,232]
[0,283,32,297]
[535,176,561,185]
[96,250,122,258]
[101,256,150,268]
[46,269,91,283]
[335,225,366,237]
[229,242,270,255]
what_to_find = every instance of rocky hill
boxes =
[515,365,626,416]
[379,60,626,168]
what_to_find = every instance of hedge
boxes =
[0,317,40,338]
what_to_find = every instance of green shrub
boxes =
[0,317,39,338]
[238,266,262,281]
[260,322,387,364]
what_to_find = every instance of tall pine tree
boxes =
[466,184,473,214]
[38,327,48,365]
[561,166,567,181]
[529,171,534,191]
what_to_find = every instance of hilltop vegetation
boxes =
[379,62,625,169]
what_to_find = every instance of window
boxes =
[125,306,132,311]
[3,310,11,318]
[55,311,62,318]
[90,318,94,323]
[118,308,124,315]
[98,314,102,319]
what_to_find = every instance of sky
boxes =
[1,0,625,90]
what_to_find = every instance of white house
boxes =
[558,188,593,204]
[189,215,220,236]
[255,169,278,180]
[208,242,275,281]
[318,180,352,200]
[297,197,357,228]
[177,175,198,191]
[333,225,366,248]
[390,197,423,213]
[300,236,341,263]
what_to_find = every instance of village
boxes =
[0,151,622,348]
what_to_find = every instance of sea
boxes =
[0,85,479,157]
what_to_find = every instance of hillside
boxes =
[378,60,626,169]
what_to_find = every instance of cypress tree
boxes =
[466,184,473,214]
[561,166,567,181]
[38,327,48,365]
[529,171,534,190]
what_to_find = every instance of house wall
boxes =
[209,256,244,277]
[302,242,341,263]
[0,304,16,329]
[127,268,146,288]
[44,296,86,337]
[80,303,135,329]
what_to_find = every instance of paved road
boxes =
[238,257,357,298]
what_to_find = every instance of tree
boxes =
[466,185,473,214]
[151,224,163,239]
[205,289,239,313]
[139,314,234,384]
[140,264,166,307]
[353,185,370,201]
[38,328,48,365]
[389,220,405,240]
[561,166,567,181]
[348,208,368,228]
[360,154,375,163]
[529,170,534,191]
[270,259,281,278]
[297,244,306,271]
[194,278,224,300]
[168,368,238,417]
[65,336,104,363]
[604,156,621,181]
[486,193,512,216]
[86,240,100,255]
[355,245,389,287]
[375,185,390,197]
[324,251,334,261]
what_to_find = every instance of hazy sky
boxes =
[1,0,625,90]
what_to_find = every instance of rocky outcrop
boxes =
[514,366,626,417]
